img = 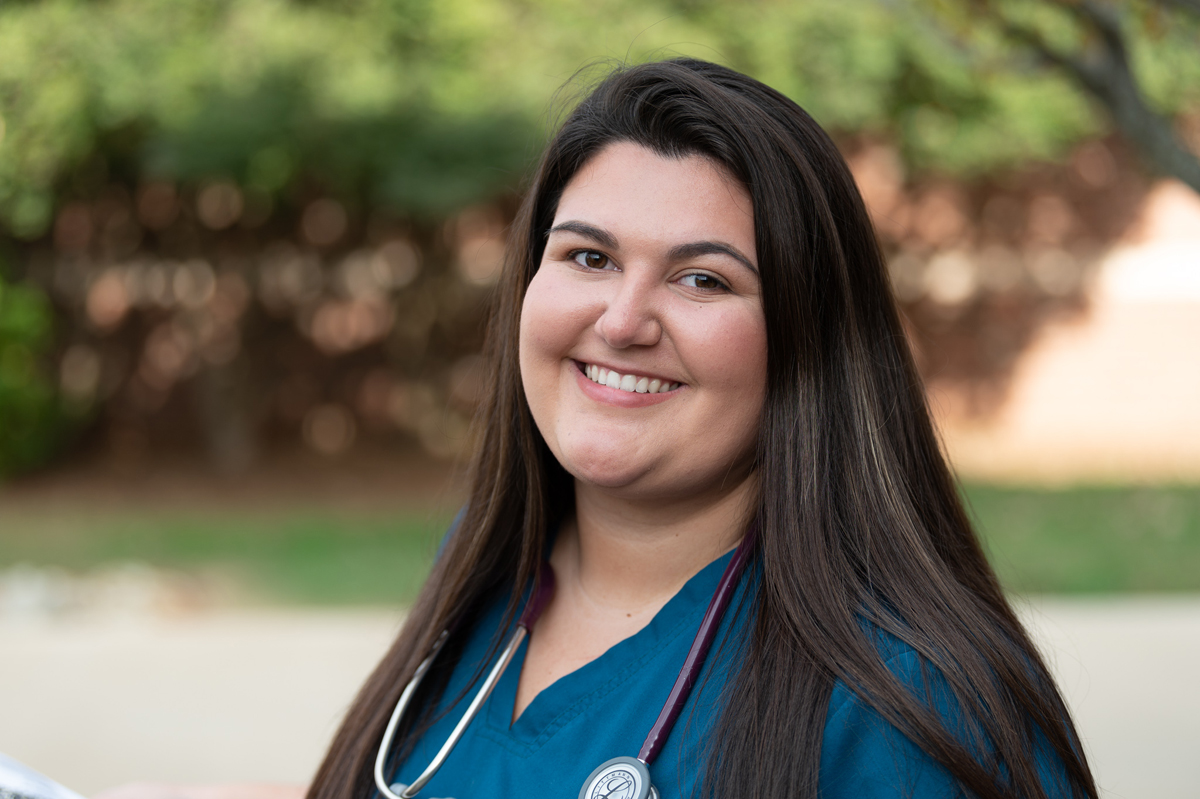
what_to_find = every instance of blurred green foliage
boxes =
[920,0,1200,120]
[3,0,1199,239]
[0,268,62,476]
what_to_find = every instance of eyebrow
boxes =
[546,220,758,275]
[546,221,618,249]
[667,241,758,275]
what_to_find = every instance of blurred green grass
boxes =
[0,508,456,605]
[2,484,1198,603]
[966,484,1200,594]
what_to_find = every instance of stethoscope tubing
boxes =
[374,525,754,798]
[637,524,755,763]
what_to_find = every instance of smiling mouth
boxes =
[579,362,682,394]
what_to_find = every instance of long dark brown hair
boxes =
[308,59,1097,799]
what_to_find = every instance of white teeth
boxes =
[583,363,677,395]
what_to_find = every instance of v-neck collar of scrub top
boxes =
[472,545,736,755]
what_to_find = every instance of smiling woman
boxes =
[298,58,1099,799]
[512,144,768,722]
[102,59,1098,799]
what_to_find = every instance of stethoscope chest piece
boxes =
[579,756,658,799]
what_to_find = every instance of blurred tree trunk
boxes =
[193,357,256,475]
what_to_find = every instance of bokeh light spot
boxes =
[196,181,244,230]
[303,403,356,456]
[302,199,348,247]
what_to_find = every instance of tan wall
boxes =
[935,181,1200,484]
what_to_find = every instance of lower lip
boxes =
[573,362,682,408]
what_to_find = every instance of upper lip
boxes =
[574,359,684,385]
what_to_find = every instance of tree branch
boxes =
[996,0,1200,194]
[1154,0,1200,17]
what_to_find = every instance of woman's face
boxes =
[519,142,767,504]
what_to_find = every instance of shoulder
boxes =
[819,625,1070,799]
[824,626,942,723]
[820,629,966,799]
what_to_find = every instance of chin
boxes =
[558,444,654,491]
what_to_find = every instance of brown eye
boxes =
[573,250,610,270]
[680,273,728,291]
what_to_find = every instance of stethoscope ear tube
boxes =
[374,567,556,799]
[373,630,446,799]
[374,626,528,799]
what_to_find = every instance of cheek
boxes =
[518,269,588,389]
[518,279,549,394]
[688,306,768,396]
[686,307,769,460]
[730,322,769,433]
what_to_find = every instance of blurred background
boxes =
[0,1,1198,798]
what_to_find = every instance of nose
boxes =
[594,274,662,348]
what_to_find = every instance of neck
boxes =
[550,473,756,614]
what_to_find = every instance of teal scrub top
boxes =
[387,549,1070,799]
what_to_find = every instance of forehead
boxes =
[552,142,756,258]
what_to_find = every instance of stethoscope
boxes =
[374,526,756,799]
